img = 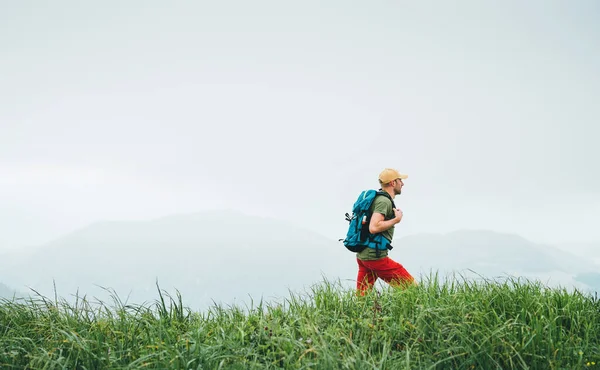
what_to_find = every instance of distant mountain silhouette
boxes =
[0,210,352,310]
[392,229,599,292]
[0,282,21,300]
[1,212,597,311]
[557,242,600,264]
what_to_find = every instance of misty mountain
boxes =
[0,210,354,311]
[392,230,599,292]
[557,242,600,265]
[575,272,600,292]
[1,212,598,312]
[0,282,21,300]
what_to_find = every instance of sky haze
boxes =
[1,1,599,251]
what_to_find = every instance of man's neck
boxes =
[381,187,395,199]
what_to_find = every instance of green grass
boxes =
[1,273,599,369]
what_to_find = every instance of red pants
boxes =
[356,257,415,294]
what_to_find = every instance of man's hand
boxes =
[393,208,403,223]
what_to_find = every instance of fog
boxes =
[1,1,599,307]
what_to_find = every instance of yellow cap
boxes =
[378,168,408,184]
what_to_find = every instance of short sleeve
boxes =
[372,196,393,220]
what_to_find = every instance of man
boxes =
[356,168,416,294]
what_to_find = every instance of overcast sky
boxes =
[1,0,599,251]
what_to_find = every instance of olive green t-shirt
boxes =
[356,194,395,261]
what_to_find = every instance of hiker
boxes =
[356,168,416,295]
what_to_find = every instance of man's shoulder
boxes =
[373,193,393,205]
[371,193,393,212]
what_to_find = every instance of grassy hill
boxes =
[1,274,599,369]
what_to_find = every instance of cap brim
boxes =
[398,174,408,179]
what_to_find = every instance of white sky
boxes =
[1,0,599,250]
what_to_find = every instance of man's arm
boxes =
[369,209,402,234]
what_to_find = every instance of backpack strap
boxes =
[373,190,396,258]
[375,189,396,210]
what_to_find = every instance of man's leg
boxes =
[363,257,415,288]
[356,258,377,295]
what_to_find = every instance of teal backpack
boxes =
[340,189,395,255]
